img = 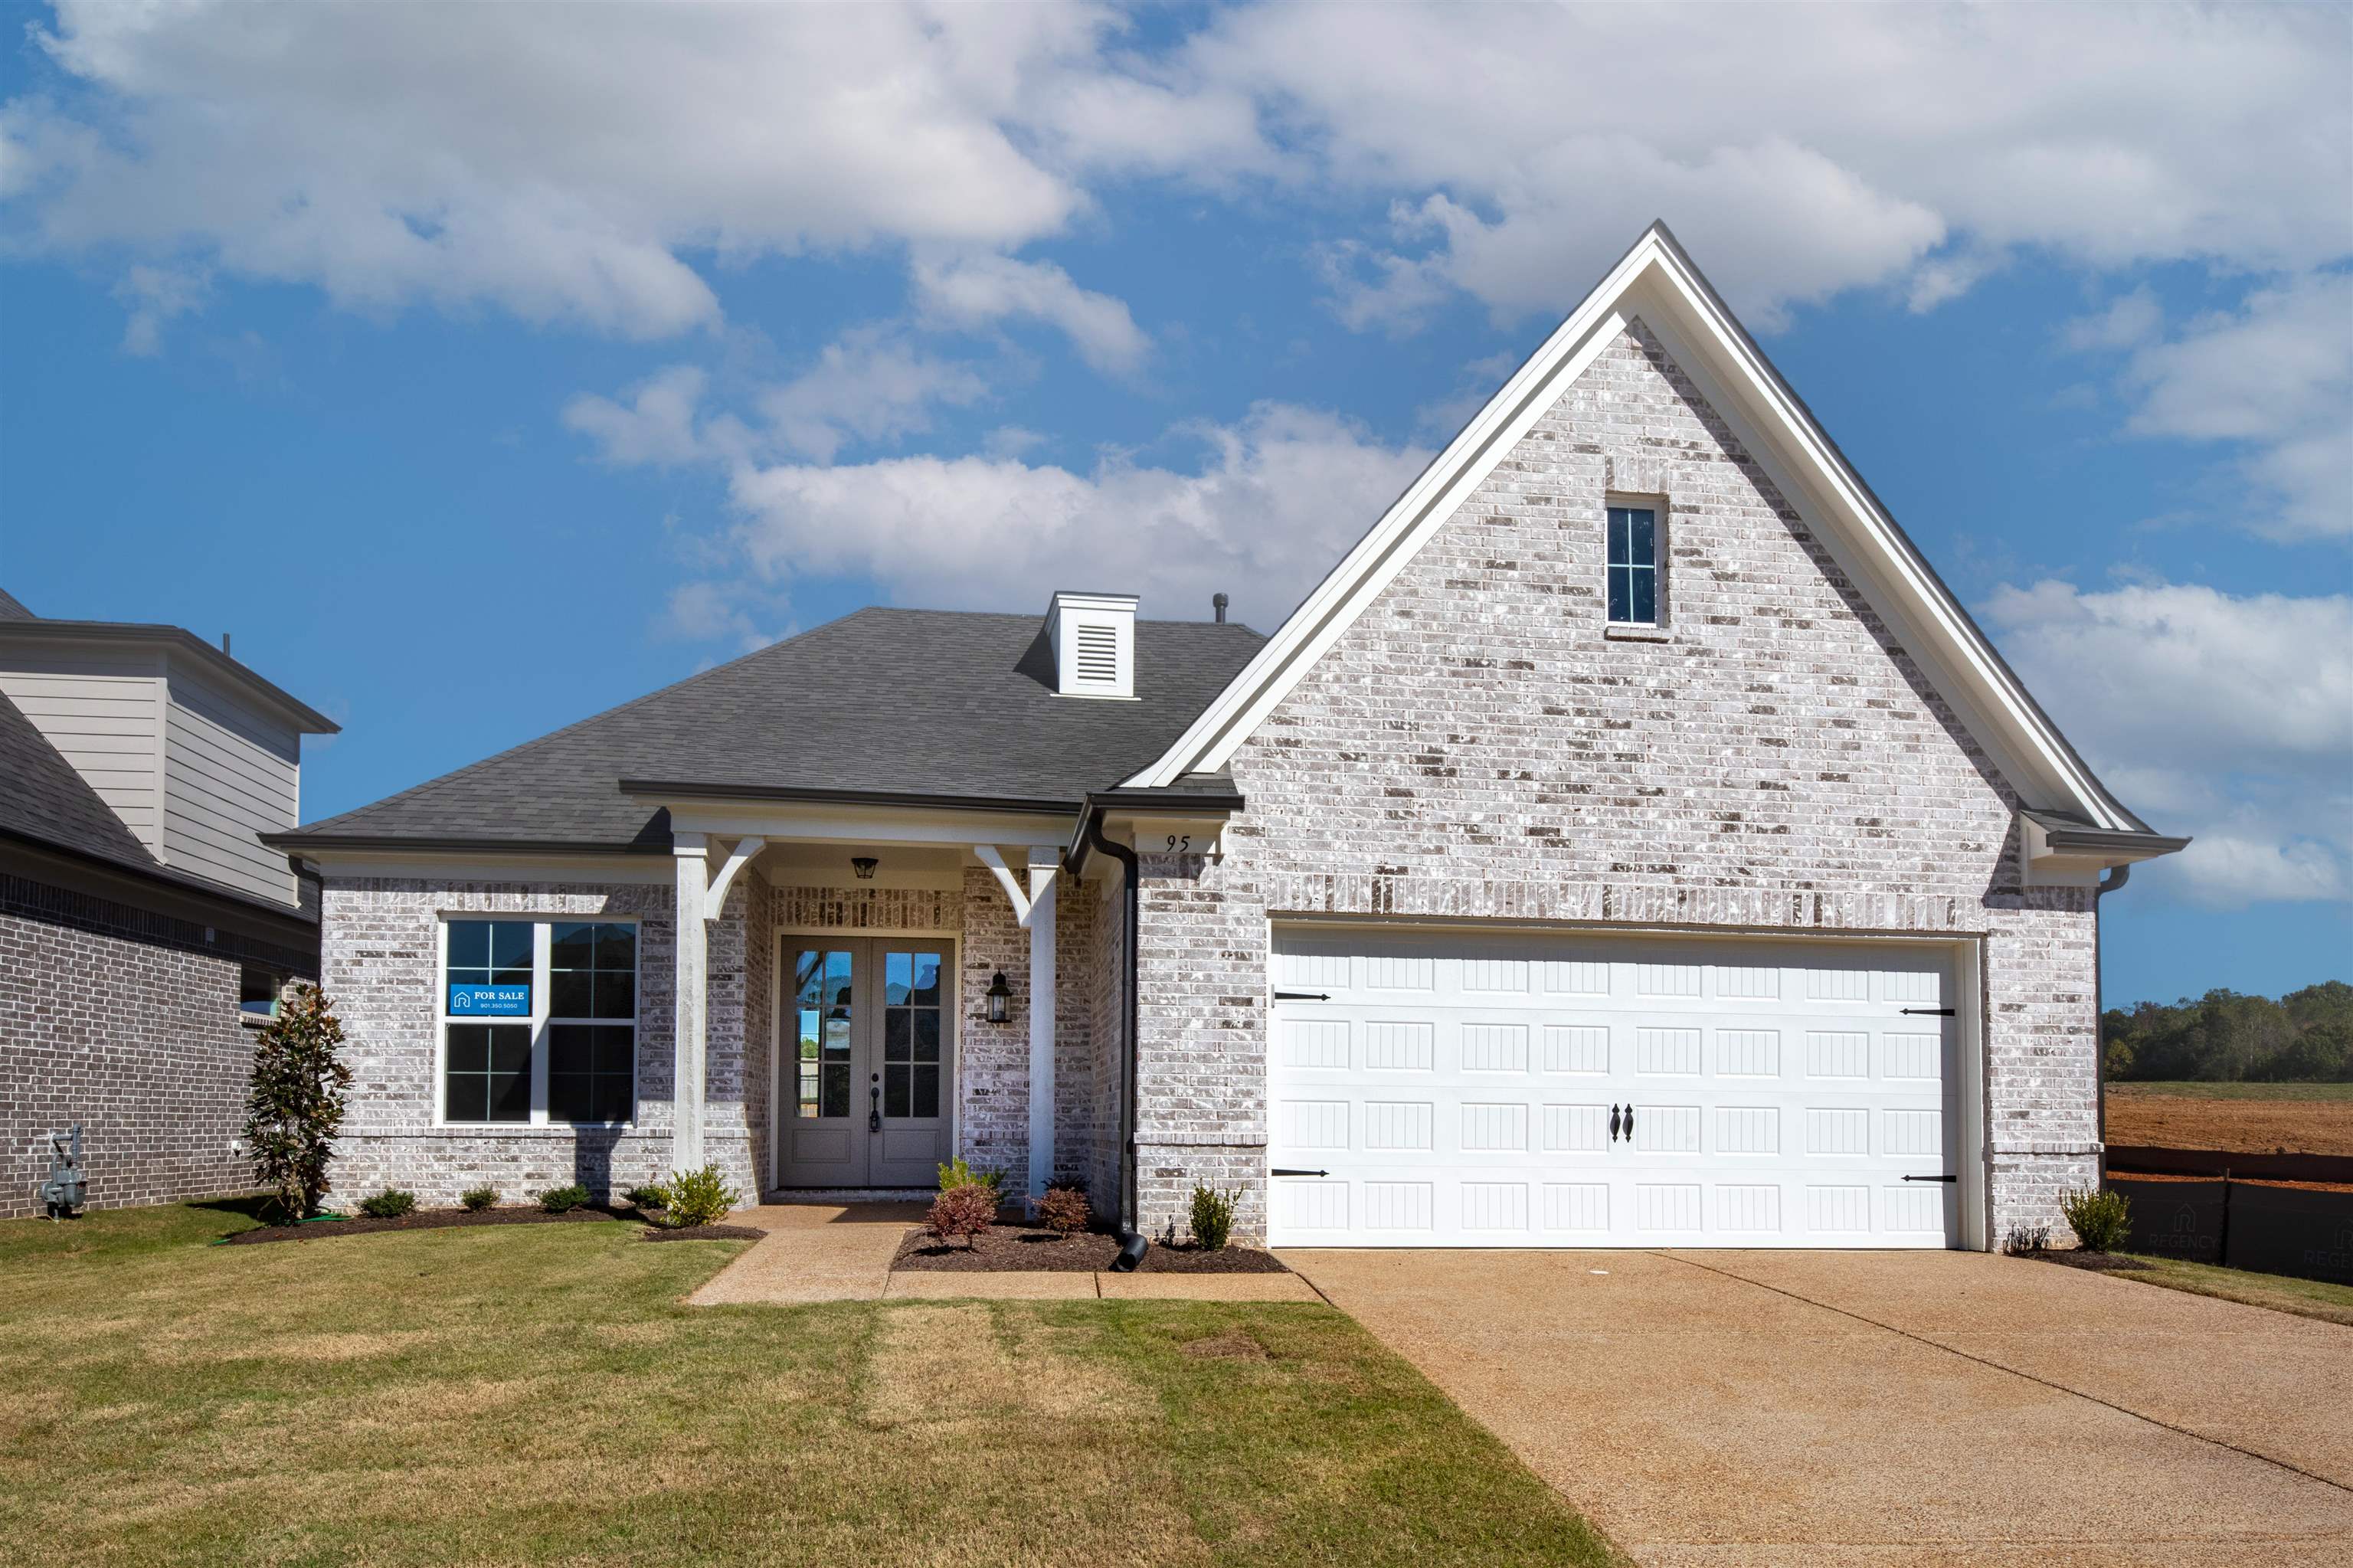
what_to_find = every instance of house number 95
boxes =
[1164,834,1193,852]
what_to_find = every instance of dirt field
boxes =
[2107,1082,2353,1156]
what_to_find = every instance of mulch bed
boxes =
[223,1206,625,1246]
[641,1223,766,1242]
[892,1225,1288,1274]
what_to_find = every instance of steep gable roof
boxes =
[277,607,1265,850]
[0,689,155,873]
[1122,222,2166,844]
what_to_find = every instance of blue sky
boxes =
[2,2,2347,1007]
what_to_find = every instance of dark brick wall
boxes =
[2,872,316,1218]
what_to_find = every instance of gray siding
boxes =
[162,669,299,905]
[0,652,164,856]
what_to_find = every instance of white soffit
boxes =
[1122,223,2142,834]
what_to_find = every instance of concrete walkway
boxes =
[686,1203,1320,1304]
[1285,1247,2353,1567]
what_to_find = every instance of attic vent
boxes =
[1046,591,1137,699]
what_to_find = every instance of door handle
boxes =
[1623,1104,1635,1144]
[869,1075,882,1133]
[1608,1104,1622,1144]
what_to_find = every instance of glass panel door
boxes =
[781,944,867,1186]
[869,943,951,1187]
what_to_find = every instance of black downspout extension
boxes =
[1087,812,1149,1272]
[2093,863,2130,1185]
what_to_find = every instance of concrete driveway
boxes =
[1284,1249,2353,1566]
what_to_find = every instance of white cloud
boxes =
[2060,286,2162,353]
[563,366,714,468]
[110,262,208,355]
[656,579,790,655]
[718,403,1432,627]
[1982,578,2353,907]
[911,254,1150,375]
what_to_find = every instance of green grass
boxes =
[0,1203,1620,1567]
[2109,1253,2353,1328]
[2108,1081,2353,1102]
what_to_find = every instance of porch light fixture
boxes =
[987,971,1011,1023]
[851,856,878,880]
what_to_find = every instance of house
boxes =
[1,588,339,1217]
[268,225,2184,1249]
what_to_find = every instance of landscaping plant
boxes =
[937,1157,1006,1198]
[1036,1184,1091,1237]
[2002,1223,2052,1255]
[928,1183,997,1249]
[460,1187,499,1213]
[656,1165,741,1229]
[358,1189,417,1219]
[1189,1183,1238,1252]
[537,1183,591,1213]
[2059,1187,2133,1252]
[623,1184,667,1210]
[241,983,352,1222]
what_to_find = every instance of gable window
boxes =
[440,917,639,1126]
[1607,504,1661,626]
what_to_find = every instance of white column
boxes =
[672,832,708,1173]
[1024,850,1058,1201]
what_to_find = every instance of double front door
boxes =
[779,938,954,1188]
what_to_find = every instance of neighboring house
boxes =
[0,587,339,1217]
[270,226,2183,1249]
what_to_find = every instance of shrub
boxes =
[1189,1183,1238,1252]
[242,984,352,1222]
[623,1184,668,1210]
[2059,1187,2132,1253]
[358,1188,416,1219]
[937,1157,1005,1197]
[2002,1223,2051,1255]
[657,1165,742,1229]
[460,1186,499,1213]
[1036,1184,1091,1237]
[538,1183,591,1214]
[928,1183,997,1249]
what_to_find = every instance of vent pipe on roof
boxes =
[221,632,231,656]
[1212,592,1228,624]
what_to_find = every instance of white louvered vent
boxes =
[1046,591,1137,699]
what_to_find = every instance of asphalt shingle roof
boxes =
[0,689,156,873]
[282,607,1265,849]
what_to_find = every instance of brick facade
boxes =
[1125,321,2099,1243]
[2,872,316,1219]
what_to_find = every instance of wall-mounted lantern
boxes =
[851,856,878,880]
[987,971,1011,1024]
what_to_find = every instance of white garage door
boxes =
[1267,927,1963,1248]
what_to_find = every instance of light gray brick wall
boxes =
[1131,320,2098,1245]
[2,872,317,1218]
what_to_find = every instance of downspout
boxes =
[2093,863,2129,1184]
[1085,809,1148,1272]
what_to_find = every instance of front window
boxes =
[795,948,854,1119]
[1607,504,1660,625]
[440,918,639,1125]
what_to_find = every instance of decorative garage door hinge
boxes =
[1272,990,1330,1001]
[1900,1007,1956,1016]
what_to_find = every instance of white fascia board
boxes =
[303,850,679,884]
[663,801,1073,848]
[1124,225,2136,833]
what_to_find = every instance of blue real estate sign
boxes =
[449,984,530,1016]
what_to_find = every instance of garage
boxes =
[1266,926,1975,1248]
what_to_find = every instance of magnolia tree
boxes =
[243,984,353,1220]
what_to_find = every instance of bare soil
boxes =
[221,1206,623,1246]
[2106,1169,2353,1195]
[892,1226,1290,1273]
[2105,1088,2353,1157]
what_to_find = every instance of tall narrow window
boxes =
[1608,505,1660,625]
[443,918,535,1123]
[548,922,637,1124]
[881,949,942,1118]
[794,948,854,1119]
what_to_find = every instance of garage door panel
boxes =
[1268,927,1961,1249]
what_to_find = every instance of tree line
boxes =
[2104,980,2353,1083]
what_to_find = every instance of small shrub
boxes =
[2059,1187,2132,1252]
[937,1157,1005,1197]
[1036,1184,1091,1237]
[2003,1222,2052,1255]
[928,1183,997,1249]
[623,1184,667,1210]
[538,1183,591,1214]
[460,1186,499,1213]
[657,1165,742,1229]
[358,1188,416,1219]
[1189,1183,1238,1252]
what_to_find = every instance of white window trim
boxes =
[1604,493,1667,630]
[433,914,642,1131]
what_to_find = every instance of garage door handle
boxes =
[1900,1007,1955,1016]
[1273,990,1330,1001]
[1902,1174,1958,1183]
[1608,1104,1622,1142]
[1271,1168,1328,1177]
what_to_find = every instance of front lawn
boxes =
[0,1203,1619,1566]
[2103,1252,2353,1329]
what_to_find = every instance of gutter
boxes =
[2093,862,2132,1184]
[262,831,664,856]
[1083,807,1149,1272]
[618,779,1082,815]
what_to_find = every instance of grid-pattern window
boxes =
[551,922,636,1020]
[795,948,854,1118]
[446,1023,532,1122]
[548,1025,635,1124]
[881,950,943,1118]
[548,921,637,1123]
[440,918,639,1126]
[1608,506,1660,625]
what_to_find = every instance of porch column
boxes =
[1025,849,1059,1201]
[672,831,707,1172]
